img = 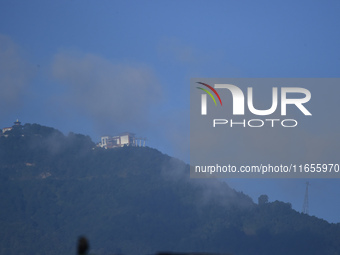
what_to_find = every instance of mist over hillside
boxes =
[0,123,339,255]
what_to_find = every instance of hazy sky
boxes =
[1,0,340,223]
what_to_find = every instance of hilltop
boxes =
[0,123,339,255]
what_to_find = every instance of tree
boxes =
[258,194,269,205]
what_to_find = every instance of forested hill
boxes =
[0,123,339,255]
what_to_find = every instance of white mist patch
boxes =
[51,51,163,134]
[0,34,34,116]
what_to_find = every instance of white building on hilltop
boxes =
[98,132,146,149]
[1,119,22,137]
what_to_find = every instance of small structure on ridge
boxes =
[98,132,146,149]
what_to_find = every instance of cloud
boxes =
[51,51,162,135]
[161,157,253,209]
[0,34,33,116]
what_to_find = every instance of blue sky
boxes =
[1,0,340,223]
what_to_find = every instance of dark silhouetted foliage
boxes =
[0,124,339,255]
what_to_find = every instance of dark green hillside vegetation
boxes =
[0,123,339,255]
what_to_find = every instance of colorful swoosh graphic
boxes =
[196,82,223,106]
